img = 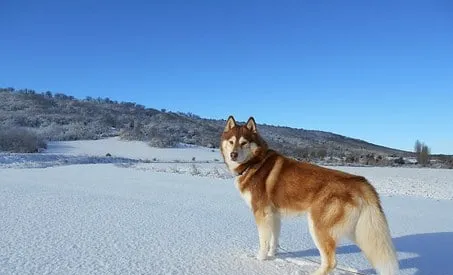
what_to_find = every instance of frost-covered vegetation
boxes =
[0,127,47,153]
[1,87,451,167]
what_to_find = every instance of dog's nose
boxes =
[230,152,238,160]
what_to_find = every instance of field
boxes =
[1,138,452,274]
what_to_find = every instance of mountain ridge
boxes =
[0,88,414,164]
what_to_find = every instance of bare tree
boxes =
[414,140,430,166]
[414,140,422,156]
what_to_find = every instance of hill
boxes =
[0,87,427,166]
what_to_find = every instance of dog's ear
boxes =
[246,117,257,133]
[224,116,237,132]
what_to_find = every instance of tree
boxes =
[414,140,422,156]
[420,144,430,166]
[414,140,430,166]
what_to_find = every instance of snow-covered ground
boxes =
[1,138,452,274]
[45,137,221,162]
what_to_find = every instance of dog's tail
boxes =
[354,186,398,275]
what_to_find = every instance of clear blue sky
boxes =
[1,1,452,154]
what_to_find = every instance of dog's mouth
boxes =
[231,156,249,164]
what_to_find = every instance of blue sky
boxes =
[1,1,452,154]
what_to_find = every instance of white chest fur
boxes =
[235,177,252,209]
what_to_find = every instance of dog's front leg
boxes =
[254,209,273,261]
[268,214,281,257]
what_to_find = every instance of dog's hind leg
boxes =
[307,213,337,275]
[268,213,281,257]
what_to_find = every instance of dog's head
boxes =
[220,116,267,172]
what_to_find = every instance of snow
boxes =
[332,166,453,201]
[45,137,221,162]
[1,138,452,275]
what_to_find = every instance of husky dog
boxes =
[220,116,398,275]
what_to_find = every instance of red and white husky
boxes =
[220,116,398,275]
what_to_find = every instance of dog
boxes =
[220,116,398,275]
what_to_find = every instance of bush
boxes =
[148,136,178,148]
[190,164,201,176]
[394,157,405,165]
[0,127,47,153]
[317,148,328,159]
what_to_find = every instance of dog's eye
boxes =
[240,141,248,146]
[229,140,234,145]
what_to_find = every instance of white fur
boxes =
[331,204,361,241]
[221,136,257,174]
[234,137,253,163]
[307,213,332,275]
[235,178,252,209]
[268,214,281,257]
[354,203,398,275]
[256,207,273,261]
[221,139,239,173]
[238,136,248,145]
[224,156,239,173]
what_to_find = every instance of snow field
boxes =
[1,138,452,274]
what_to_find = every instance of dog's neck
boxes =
[234,149,273,177]
[236,163,252,176]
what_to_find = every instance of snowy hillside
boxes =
[1,138,452,274]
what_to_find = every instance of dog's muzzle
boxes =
[230,151,238,161]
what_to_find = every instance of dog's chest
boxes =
[235,177,252,209]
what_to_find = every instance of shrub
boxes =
[394,157,405,165]
[190,164,201,176]
[148,136,178,148]
[0,127,47,153]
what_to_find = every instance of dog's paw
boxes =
[256,250,268,261]
[267,248,276,257]
[310,268,327,275]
